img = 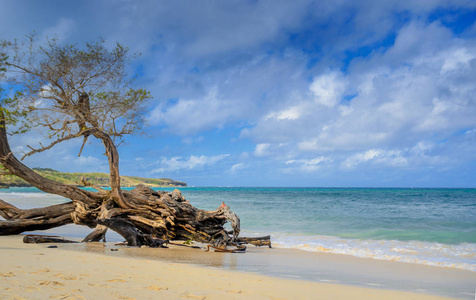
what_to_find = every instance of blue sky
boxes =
[1,0,475,187]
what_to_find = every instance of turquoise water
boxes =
[1,187,475,271]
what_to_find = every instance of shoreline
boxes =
[1,189,475,299]
[1,236,474,299]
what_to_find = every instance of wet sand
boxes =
[0,235,472,299]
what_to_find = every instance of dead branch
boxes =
[21,132,84,160]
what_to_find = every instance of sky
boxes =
[1,0,475,187]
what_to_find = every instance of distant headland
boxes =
[0,168,187,188]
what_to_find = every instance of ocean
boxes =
[1,186,475,272]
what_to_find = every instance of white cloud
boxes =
[286,156,332,172]
[244,18,476,165]
[230,163,245,173]
[254,143,270,157]
[148,51,311,136]
[343,149,407,169]
[2,0,476,186]
[343,149,385,168]
[266,105,303,121]
[440,47,475,75]
[310,71,347,108]
[153,154,230,173]
[411,141,434,156]
[149,87,234,135]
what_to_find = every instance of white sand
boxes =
[0,235,456,300]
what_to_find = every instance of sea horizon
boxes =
[5,184,476,189]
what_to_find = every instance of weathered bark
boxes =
[96,217,167,248]
[0,185,269,250]
[0,185,247,248]
[0,199,74,235]
[0,214,73,235]
[23,234,79,244]
[89,128,132,209]
[0,111,270,251]
[0,199,74,220]
[237,236,272,248]
[81,199,114,242]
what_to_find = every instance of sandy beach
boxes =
[1,235,472,300]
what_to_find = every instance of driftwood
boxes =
[23,234,79,244]
[0,187,248,248]
[0,110,271,252]
[206,244,247,253]
[237,236,272,248]
[0,186,271,251]
[21,233,269,255]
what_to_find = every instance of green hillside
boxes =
[0,168,186,188]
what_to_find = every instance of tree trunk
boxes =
[90,128,131,209]
[0,111,271,250]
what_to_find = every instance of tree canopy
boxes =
[1,34,151,158]
[0,34,154,210]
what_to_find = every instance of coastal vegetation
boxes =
[0,35,267,250]
[0,167,187,188]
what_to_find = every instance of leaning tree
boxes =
[0,35,269,250]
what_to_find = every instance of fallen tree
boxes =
[0,35,270,251]
[0,126,270,250]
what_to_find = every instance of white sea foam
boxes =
[2,187,475,274]
[0,192,55,198]
[267,232,476,272]
[0,191,68,209]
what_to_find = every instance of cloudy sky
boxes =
[1,0,475,187]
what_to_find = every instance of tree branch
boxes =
[21,132,84,160]
[0,198,74,220]
[80,177,106,193]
